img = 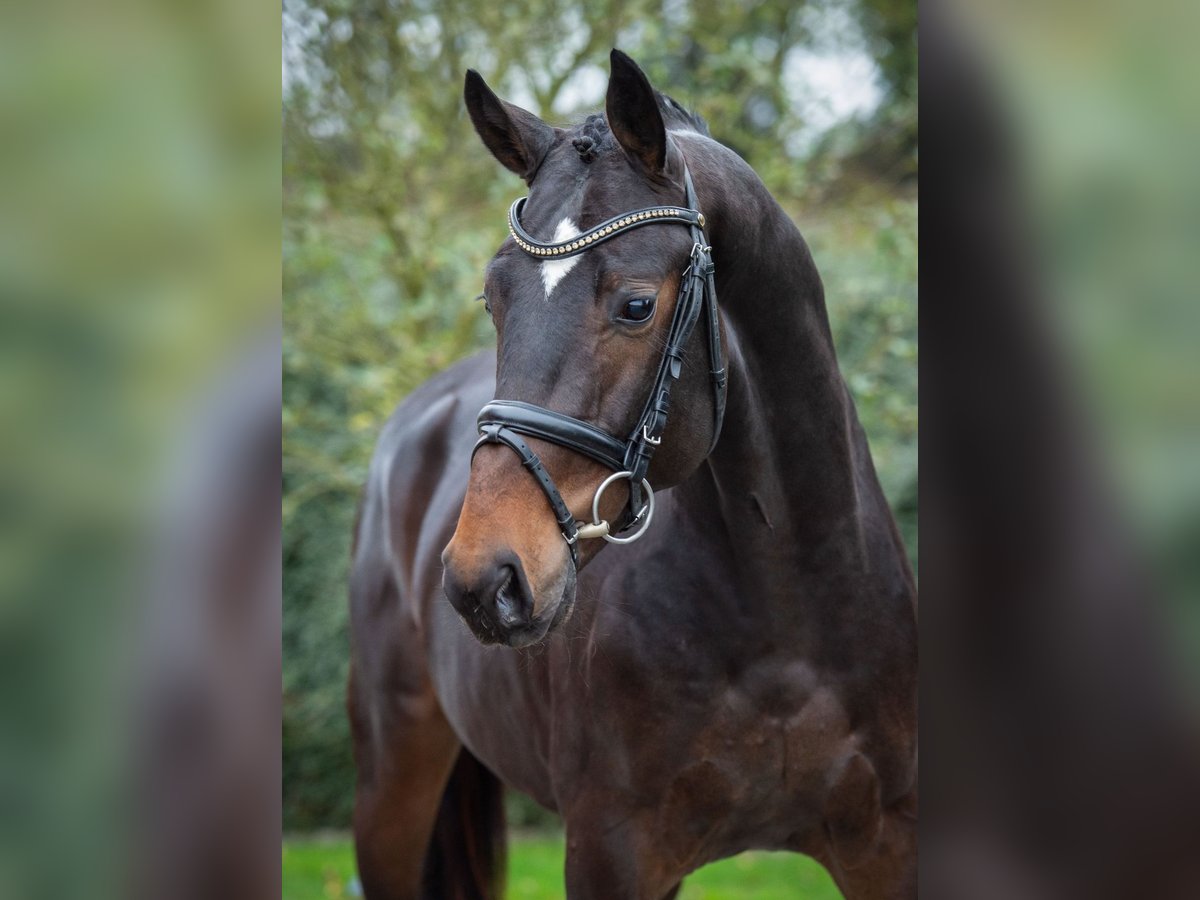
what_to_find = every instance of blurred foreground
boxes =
[0,1,280,898]
[920,1,1200,897]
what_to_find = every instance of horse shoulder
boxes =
[349,352,493,689]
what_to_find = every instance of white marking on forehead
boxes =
[539,218,582,298]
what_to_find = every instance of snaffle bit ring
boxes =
[586,471,655,545]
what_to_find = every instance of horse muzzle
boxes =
[441,541,576,648]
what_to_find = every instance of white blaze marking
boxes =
[540,218,582,298]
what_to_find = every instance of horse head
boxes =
[441,50,726,647]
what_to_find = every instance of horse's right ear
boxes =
[464,70,556,183]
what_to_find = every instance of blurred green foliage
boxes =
[1,2,281,896]
[284,0,916,830]
[283,834,843,899]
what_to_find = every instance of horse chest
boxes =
[683,672,854,822]
[568,649,857,851]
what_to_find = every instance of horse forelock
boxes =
[570,115,613,159]
[565,93,707,164]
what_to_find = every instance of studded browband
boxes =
[508,198,705,259]
[474,165,727,566]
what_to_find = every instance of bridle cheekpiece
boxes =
[473,164,726,566]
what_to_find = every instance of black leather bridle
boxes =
[472,165,726,565]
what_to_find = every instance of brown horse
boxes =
[347,51,917,899]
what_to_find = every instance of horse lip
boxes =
[502,620,550,648]
[470,602,502,644]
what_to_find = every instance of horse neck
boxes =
[678,140,912,596]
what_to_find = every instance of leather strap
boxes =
[477,401,627,472]
[704,256,727,452]
[474,424,580,566]
[622,168,725,510]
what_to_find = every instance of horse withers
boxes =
[347,50,917,899]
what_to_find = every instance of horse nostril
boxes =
[492,566,527,629]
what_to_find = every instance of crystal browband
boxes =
[507,197,705,259]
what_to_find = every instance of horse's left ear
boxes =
[606,49,667,174]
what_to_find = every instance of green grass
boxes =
[283,833,842,899]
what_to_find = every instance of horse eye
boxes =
[476,292,492,317]
[619,296,656,323]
